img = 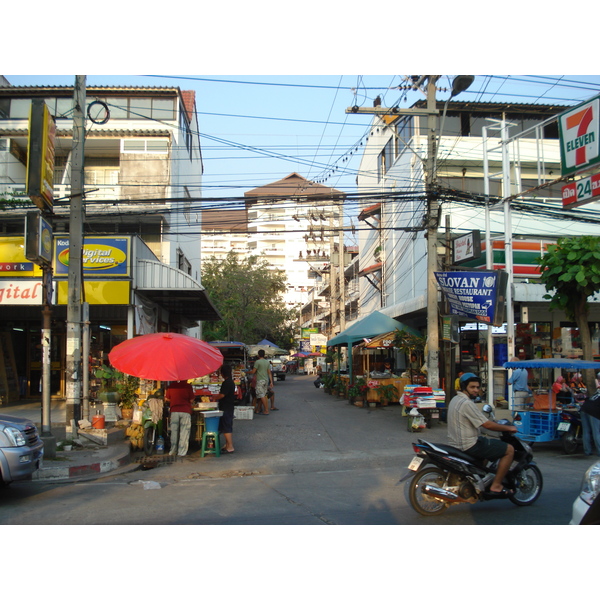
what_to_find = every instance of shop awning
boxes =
[356,331,397,349]
[135,259,221,322]
[327,311,420,347]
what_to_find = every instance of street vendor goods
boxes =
[400,404,543,516]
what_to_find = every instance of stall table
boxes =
[401,385,445,428]
[365,377,410,404]
[192,401,218,442]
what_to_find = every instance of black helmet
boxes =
[459,372,481,390]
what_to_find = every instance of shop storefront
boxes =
[0,234,219,403]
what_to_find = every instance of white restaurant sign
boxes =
[0,280,44,305]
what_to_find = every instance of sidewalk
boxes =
[1,398,136,482]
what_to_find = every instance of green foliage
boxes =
[94,365,139,407]
[393,330,425,355]
[0,190,31,211]
[348,377,368,398]
[201,251,298,348]
[536,236,600,321]
[376,383,399,403]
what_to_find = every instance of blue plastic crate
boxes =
[514,410,561,442]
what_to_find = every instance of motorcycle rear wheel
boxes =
[143,427,155,456]
[509,464,543,506]
[561,430,578,455]
[408,467,449,516]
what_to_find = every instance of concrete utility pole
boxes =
[65,76,86,431]
[425,76,441,390]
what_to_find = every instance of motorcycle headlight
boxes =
[3,426,27,447]
[580,462,600,506]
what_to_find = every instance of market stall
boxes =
[401,385,446,429]
[503,358,599,447]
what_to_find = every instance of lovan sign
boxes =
[559,95,600,176]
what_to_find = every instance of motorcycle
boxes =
[400,404,543,516]
[558,406,582,454]
[141,396,169,456]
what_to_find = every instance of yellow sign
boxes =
[0,237,44,277]
[56,280,131,305]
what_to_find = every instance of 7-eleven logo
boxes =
[561,97,600,171]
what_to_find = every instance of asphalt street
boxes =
[0,374,596,526]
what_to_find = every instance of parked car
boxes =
[271,359,287,381]
[0,414,44,486]
[570,460,600,524]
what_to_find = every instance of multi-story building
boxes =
[200,173,347,337]
[353,97,600,397]
[0,81,219,401]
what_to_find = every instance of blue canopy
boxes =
[504,358,600,370]
[256,339,282,348]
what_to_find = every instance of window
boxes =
[177,249,192,275]
[121,139,169,154]
[94,97,176,120]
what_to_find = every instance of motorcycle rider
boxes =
[448,373,518,496]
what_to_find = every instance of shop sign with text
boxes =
[435,270,508,326]
[562,172,600,209]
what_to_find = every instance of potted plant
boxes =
[94,365,121,404]
[116,373,139,419]
[376,383,399,406]
[348,378,368,407]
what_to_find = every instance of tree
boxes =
[537,236,600,390]
[201,251,298,348]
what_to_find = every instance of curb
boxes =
[32,442,133,482]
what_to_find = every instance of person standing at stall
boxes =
[249,349,273,415]
[507,357,531,407]
[213,364,235,453]
[165,380,195,456]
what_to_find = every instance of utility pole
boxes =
[425,76,441,390]
[346,78,441,388]
[337,199,346,333]
[65,76,86,432]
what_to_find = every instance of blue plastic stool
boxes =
[201,431,221,457]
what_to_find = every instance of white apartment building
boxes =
[354,97,600,395]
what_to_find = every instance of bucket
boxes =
[202,410,223,433]
[92,414,105,429]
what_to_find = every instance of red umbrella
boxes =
[108,332,224,381]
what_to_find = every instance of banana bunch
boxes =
[126,423,145,449]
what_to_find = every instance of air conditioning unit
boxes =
[0,138,9,152]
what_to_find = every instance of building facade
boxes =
[354,98,600,398]
[0,82,219,401]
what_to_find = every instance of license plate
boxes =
[557,422,570,432]
[408,456,424,471]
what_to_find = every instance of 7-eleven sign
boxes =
[559,95,600,176]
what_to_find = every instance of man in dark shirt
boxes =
[213,364,236,453]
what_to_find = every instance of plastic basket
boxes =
[234,406,254,420]
[514,410,560,442]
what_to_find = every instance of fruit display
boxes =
[125,423,144,449]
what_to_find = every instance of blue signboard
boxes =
[435,270,508,326]
[53,236,130,277]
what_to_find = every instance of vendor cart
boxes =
[401,385,445,429]
[503,358,599,446]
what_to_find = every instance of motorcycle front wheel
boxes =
[408,467,449,516]
[561,430,578,454]
[509,464,543,506]
[143,427,155,456]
